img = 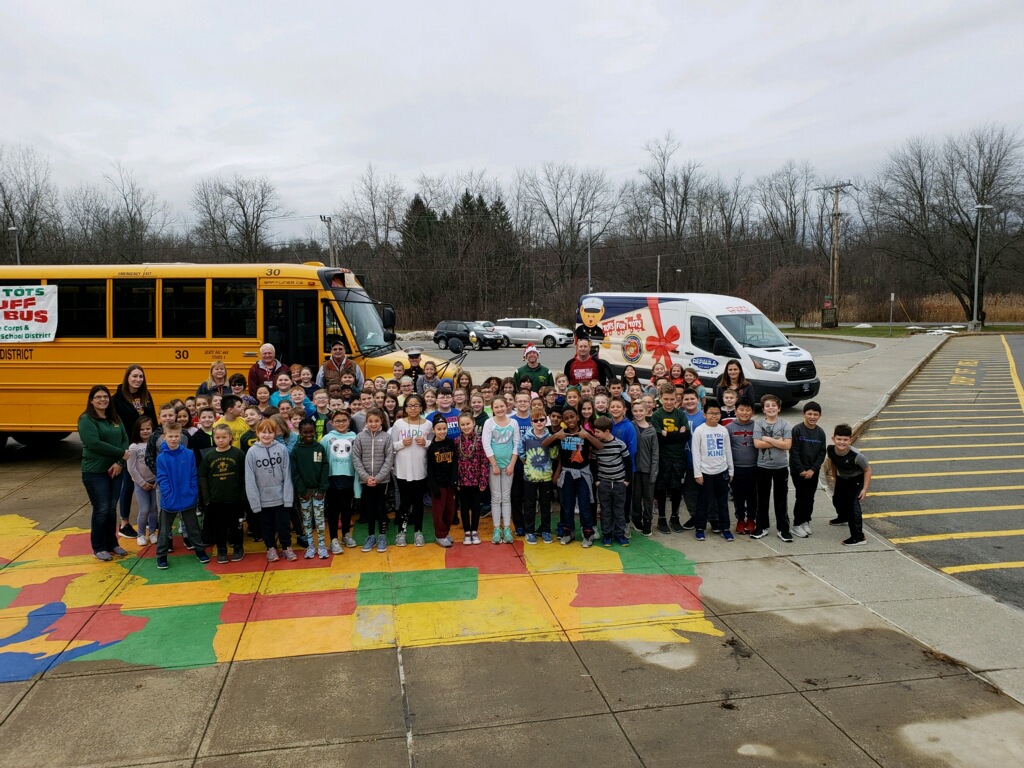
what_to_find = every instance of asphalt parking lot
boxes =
[861,335,1024,609]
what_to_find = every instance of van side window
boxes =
[690,315,726,354]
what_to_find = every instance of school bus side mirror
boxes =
[382,305,396,330]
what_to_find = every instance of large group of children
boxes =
[80,342,872,568]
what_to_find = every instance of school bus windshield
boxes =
[331,288,391,356]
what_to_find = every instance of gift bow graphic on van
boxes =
[644,296,679,369]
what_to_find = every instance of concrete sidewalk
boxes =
[2,333,1024,767]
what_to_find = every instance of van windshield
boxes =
[716,313,790,348]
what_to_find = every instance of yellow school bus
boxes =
[0,262,444,446]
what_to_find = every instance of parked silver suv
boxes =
[494,317,574,348]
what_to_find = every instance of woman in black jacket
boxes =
[111,364,157,537]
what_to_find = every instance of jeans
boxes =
[597,479,627,537]
[631,472,655,530]
[559,473,594,537]
[118,471,134,523]
[695,471,731,532]
[157,505,204,558]
[791,469,819,526]
[83,470,123,554]
[756,466,790,533]
[522,479,553,534]
[133,484,159,535]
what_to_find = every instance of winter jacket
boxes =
[352,427,394,484]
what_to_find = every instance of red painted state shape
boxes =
[42,610,94,641]
[219,592,257,623]
[58,533,95,557]
[10,574,82,607]
[444,543,530,575]
[249,589,358,621]
[571,573,704,612]
[48,605,148,644]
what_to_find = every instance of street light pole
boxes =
[7,226,20,266]
[972,204,993,330]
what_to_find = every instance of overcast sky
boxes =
[2,0,1022,240]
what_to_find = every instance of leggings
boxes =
[325,486,354,540]
[489,470,513,528]
[361,484,389,536]
[458,486,482,532]
[396,477,427,532]
[134,484,158,534]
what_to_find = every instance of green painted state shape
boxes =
[71,602,222,669]
[613,545,670,575]
[0,584,18,609]
[120,554,220,585]
[623,537,698,575]
[357,568,478,606]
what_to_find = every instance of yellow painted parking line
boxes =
[883,405,1021,412]
[890,529,1024,544]
[942,561,1024,575]
[869,455,1024,465]
[873,469,1024,480]
[869,485,1024,497]
[856,430,1024,442]
[1002,335,1024,416]
[865,442,1024,451]
[864,504,1024,519]
[873,415,1024,422]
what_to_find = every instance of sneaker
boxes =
[318,546,330,559]
[118,522,137,538]
[681,518,696,531]
[266,548,279,562]
[471,532,482,545]
[541,532,553,544]
[602,534,613,546]
[722,530,735,542]
[194,549,210,564]
[695,530,706,541]
[842,536,867,546]
[803,522,812,536]
[167,540,174,552]
[342,534,358,548]
[283,547,298,561]
[376,534,388,553]
[669,517,685,533]
[304,546,316,559]
[136,534,147,546]
[616,535,630,547]
[331,538,343,554]
[112,546,128,557]
[395,530,407,547]
[149,533,158,544]
[829,517,846,526]
[525,533,537,545]
[217,553,229,564]
[641,525,653,537]
[463,533,473,545]
[751,528,769,539]
[657,519,671,534]
[94,550,113,562]
[515,527,525,537]
[414,531,425,547]
[735,521,746,534]
[437,536,453,548]
[581,532,595,548]
[492,529,502,544]
[502,527,513,544]
[559,533,575,545]
[232,548,244,562]
[183,537,193,551]
[792,523,809,539]
[777,530,793,543]
[156,556,168,569]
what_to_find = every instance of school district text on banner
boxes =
[0,286,58,343]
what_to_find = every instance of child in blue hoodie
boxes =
[320,410,361,553]
[155,423,207,569]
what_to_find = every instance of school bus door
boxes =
[263,290,319,367]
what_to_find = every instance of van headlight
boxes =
[750,355,780,372]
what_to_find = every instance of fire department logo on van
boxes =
[622,335,643,363]
[690,356,718,370]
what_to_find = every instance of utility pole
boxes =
[320,215,336,268]
[813,181,853,325]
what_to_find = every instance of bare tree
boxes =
[0,145,61,263]
[190,174,287,261]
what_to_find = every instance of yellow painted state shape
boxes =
[566,615,723,643]
[109,572,264,611]
[260,568,361,595]
[520,542,623,574]
[0,563,125,616]
[232,605,396,660]
[394,577,562,646]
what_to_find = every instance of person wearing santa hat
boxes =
[514,344,552,392]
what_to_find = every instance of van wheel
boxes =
[543,336,556,348]
[437,337,448,350]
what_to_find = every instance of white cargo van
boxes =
[575,293,820,406]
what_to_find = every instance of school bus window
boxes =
[323,302,348,353]
[162,279,205,337]
[212,279,257,338]
[113,280,156,338]
[55,280,107,338]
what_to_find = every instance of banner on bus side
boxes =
[0,286,57,343]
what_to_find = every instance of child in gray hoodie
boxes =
[245,419,295,562]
